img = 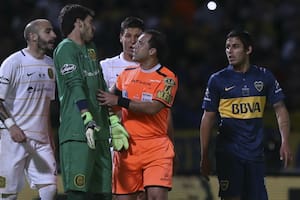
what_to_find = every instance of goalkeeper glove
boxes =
[81,111,100,149]
[109,115,129,151]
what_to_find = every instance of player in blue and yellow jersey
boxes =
[200,30,293,200]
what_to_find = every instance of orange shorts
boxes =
[112,136,174,194]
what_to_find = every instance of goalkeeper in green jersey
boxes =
[53,4,127,200]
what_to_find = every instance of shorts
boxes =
[0,129,57,193]
[60,139,112,193]
[113,136,174,194]
[216,150,268,200]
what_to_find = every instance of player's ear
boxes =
[149,48,156,56]
[119,33,123,43]
[29,32,38,42]
[246,46,252,55]
[75,18,83,28]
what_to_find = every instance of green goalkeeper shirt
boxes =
[53,38,110,143]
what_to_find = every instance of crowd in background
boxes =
[1,0,299,130]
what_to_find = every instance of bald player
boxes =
[0,19,57,200]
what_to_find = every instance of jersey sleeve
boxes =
[100,59,110,87]
[265,70,285,105]
[153,74,178,108]
[115,70,123,93]
[53,42,86,103]
[202,74,220,112]
[0,54,18,100]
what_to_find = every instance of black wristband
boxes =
[117,97,130,109]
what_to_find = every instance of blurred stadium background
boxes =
[1,0,300,199]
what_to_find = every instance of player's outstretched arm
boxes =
[273,101,293,168]
[200,111,216,181]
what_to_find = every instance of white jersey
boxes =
[100,52,138,89]
[0,49,55,143]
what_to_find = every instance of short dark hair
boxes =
[58,4,95,37]
[120,17,144,35]
[144,29,168,64]
[226,29,253,49]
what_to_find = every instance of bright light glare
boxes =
[207,1,217,10]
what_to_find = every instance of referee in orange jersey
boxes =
[97,29,178,200]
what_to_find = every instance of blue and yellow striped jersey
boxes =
[202,65,285,161]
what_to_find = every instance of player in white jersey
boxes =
[100,17,145,200]
[101,52,139,89]
[0,19,57,200]
[100,17,144,90]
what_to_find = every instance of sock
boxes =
[38,184,57,200]
[1,194,17,200]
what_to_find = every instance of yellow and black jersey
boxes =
[202,65,285,161]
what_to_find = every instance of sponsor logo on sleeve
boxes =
[0,76,9,85]
[61,64,76,75]
[274,80,282,93]
[203,87,211,101]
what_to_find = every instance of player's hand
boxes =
[97,90,118,107]
[200,156,210,181]
[280,140,293,168]
[109,115,129,151]
[8,125,26,143]
[81,111,100,149]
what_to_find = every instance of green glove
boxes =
[109,115,129,151]
[81,111,100,149]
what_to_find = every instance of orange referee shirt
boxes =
[116,64,178,140]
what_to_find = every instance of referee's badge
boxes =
[157,77,176,103]
[74,174,85,188]
[0,176,6,188]
[254,81,264,92]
